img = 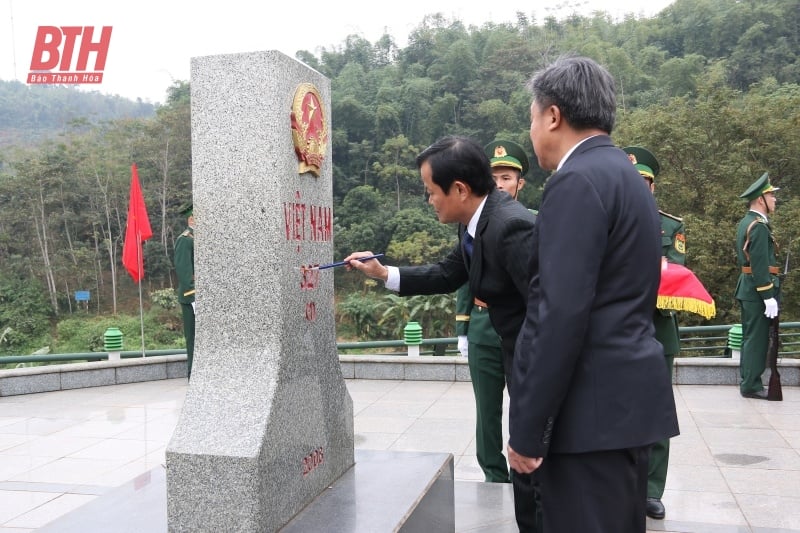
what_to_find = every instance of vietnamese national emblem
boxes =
[291,83,328,177]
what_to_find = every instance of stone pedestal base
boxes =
[283,449,454,532]
[40,450,456,533]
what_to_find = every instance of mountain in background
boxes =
[0,80,156,148]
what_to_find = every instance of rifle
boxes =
[767,314,782,401]
[767,243,790,401]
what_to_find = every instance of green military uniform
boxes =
[174,203,195,378]
[655,211,686,357]
[735,173,780,396]
[625,146,683,515]
[456,285,508,482]
[455,140,531,484]
[648,210,684,503]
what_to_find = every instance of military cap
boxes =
[740,172,779,201]
[623,146,660,180]
[484,140,529,176]
[179,202,193,217]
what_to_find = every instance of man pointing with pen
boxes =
[344,134,541,532]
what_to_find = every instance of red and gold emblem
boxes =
[290,83,328,177]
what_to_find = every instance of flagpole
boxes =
[137,228,146,357]
[122,163,152,357]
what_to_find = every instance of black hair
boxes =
[416,135,494,196]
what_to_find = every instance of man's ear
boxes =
[453,180,471,198]
[547,104,561,130]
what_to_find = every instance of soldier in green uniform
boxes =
[624,146,684,520]
[735,172,780,400]
[455,140,530,484]
[174,202,195,379]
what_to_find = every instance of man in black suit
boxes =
[507,55,680,533]
[344,134,540,532]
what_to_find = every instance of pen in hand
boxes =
[304,253,385,271]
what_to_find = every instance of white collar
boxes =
[466,196,488,237]
[557,135,601,170]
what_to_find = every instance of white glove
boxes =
[763,298,778,318]
[457,336,469,358]
[191,301,196,314]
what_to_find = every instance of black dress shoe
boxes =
[646,497,665,519]
[741,390,768,400]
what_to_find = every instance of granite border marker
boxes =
[165,50,353,532]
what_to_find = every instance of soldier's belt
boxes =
[741,266,779,274]
[473,297,489,309]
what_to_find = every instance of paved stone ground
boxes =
[0,379,798,532]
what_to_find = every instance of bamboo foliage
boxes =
[2,2,800,345]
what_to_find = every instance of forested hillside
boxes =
[0,80,155,148]
[2,0,800,354]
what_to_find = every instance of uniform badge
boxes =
[494,146,508,158]
[675,233,686,254]
[290,83,328,177]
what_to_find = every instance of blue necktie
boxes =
[463,230,474,258]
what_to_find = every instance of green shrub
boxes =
[150,288,178,310]
[54,310,183,353]
[0,275,53,353]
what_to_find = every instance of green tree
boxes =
[0,274,52,353]
[372,135,421,210]
[334,185,394,260]
[658,54,706,97]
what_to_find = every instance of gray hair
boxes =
[526,55,616,134]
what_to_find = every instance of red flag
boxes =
[657,261,716,319]
[122,164,153,282]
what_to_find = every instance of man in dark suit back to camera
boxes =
[508,55,680,533]
[344,134,541,531]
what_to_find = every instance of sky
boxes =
[1,0,674,105]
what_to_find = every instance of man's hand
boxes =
[764,297,779,318]
[457,336,468,358]
[507,444,544,474]
[342,251,389,281]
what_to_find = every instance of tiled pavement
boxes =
[0,378,798,532]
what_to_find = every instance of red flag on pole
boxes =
[122,164,153,283]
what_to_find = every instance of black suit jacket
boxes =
[509,135,679,457]
[399,190,535,356]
